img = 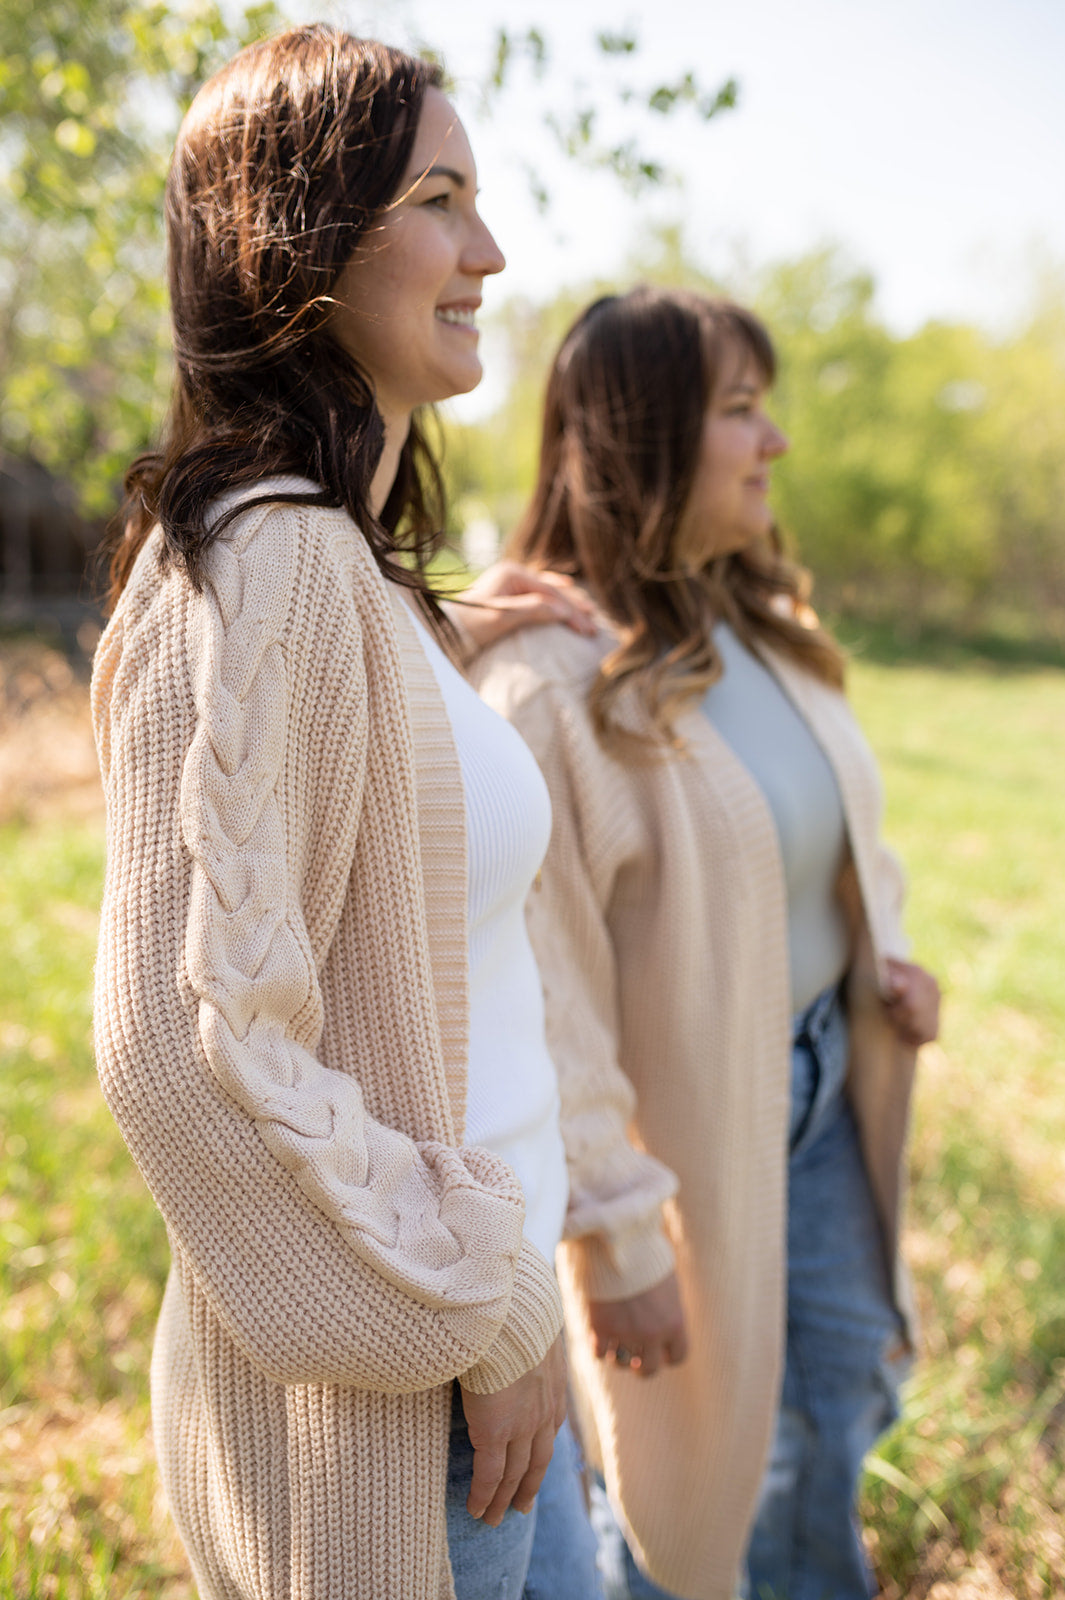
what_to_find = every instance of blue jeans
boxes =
[744,985,906,1600]
[446,1382,601,1600]
[591,986,905,1600]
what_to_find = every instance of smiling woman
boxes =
[330,88,506,434]
[91,22,599,1600]
[474,285,940,1600]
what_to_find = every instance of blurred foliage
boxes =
[0,3,737,524]
[477,25,735,205]
[0,0,287,515]
[443,235,1065,632]
[3,5,1063,632]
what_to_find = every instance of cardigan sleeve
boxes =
[92,505,561,1396]
[870,842,911,963]
[477,644,678,1303]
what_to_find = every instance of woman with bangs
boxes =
[474,285,940,1600]
[92,22,602,1600]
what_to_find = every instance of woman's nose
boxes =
[765,421,789,458]
[465,213,506,278]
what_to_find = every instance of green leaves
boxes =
[481,22,738,199]
[0,8,740,522]
[446,238,1065,632]
[0,0,286,516]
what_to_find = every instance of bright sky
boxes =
[307,0,1065,341]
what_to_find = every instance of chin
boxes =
[456,354,484,391]
[433,363,484,403]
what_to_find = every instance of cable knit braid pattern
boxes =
[91,482,563,1600]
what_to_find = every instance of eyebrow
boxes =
[421,164,467,188]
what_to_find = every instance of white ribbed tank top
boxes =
[407,608,568,1263]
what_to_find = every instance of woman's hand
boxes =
[587,1272,689,1378]
[882,957,940,1048]
[459,1334,568,1526]
[443,562,597,655]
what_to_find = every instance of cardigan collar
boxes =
[388,586,471,1141]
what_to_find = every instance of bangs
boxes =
[700,303,777,393]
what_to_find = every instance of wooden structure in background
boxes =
[0,454,104,648]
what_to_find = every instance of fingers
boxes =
[667,1321,690,1366]
[465,1433,509,1523]
[604,1330,688,1379]
[466,1413,557,1526]
[589,1277,689,1377]
[493,591,597,638]
[508,1422,556,1518]
[882,959,941,1047]
[477,1436,532,1528]
[460,1338,567,1524]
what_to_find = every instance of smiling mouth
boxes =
[435,307,478,328]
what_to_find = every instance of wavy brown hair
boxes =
[101,24,450,614]
[507,285,845,754]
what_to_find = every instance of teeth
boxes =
[436,307,476,327]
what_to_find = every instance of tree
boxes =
[444,234,1065,630]
[0,0,288,515]
[0,4,738,518]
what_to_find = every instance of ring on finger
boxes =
[614,1346,632,1366]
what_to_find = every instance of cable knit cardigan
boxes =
[91,485,563,1600]
[474,616,918,1600]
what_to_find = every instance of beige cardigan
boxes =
[474,617,917,1600]
[92,486,563,1600]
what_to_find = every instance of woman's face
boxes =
[329,88,505,429]
[675,346,789,568]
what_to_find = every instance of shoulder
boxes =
[187,482,406,687]
[473,620,648,808]
[473,610,615,716]
[206,479,366,600]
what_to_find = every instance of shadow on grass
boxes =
[830,614,1065,673]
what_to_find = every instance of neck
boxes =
[369,407,412,518]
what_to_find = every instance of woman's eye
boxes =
[423,191,451,210]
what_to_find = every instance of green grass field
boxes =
[1,637,1064,1598]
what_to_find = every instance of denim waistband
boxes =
[789,979,849,1155]
[792,978,846,1050]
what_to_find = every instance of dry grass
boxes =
[0,638,104,826]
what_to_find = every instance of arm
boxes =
[93,508,561,1397]
[476,648,684,1334]
[441,561,598,659]
[514,675,688,1372]
[867,841,940,1046]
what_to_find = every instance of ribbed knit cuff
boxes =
[459,1241,564,1394]
[566,1218,676,1303]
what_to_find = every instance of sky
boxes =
[300,0,1065,333]
[289,0,1065,419]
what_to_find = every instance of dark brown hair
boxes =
[102,24,448,611]
[508,284,845,753]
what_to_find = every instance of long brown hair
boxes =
[102,24,448,613]
[508,285,845,753]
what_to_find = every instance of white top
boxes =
[702,622,850,1013]
[408,607,568,1262]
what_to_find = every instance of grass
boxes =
[1,636,1064,1597]
[0,815,192,1598]
[844,642,1065,1597]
